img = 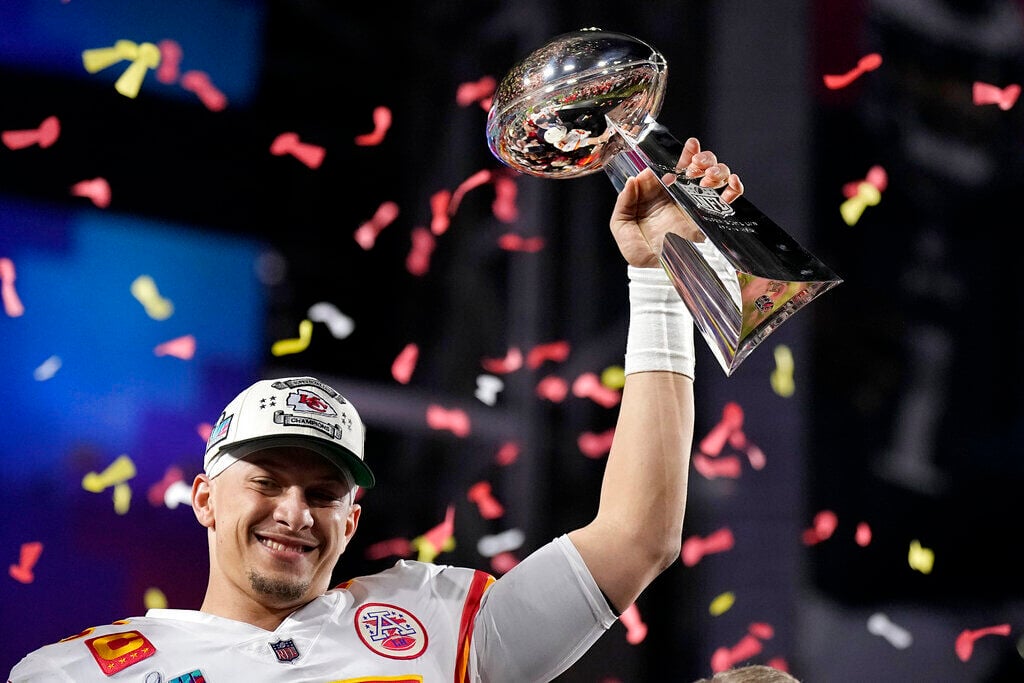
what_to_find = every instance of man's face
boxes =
[202,446,360,611]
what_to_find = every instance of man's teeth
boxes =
[260,538,308,552]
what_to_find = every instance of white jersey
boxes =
[8,535,617,683]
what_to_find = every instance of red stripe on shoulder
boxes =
[454,569,495,683]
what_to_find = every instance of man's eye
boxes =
[308,490,343,504]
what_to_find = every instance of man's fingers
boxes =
[720,174,744,204]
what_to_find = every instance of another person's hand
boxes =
[609,137,744,268]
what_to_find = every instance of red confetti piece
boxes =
[527,341,570,369]
[418,504,455,555]
[406,226,436,276]
[497,233,545,253]
[180,70,227,111]
[354,106,392,146]
[577,428,615,458]
[197,422,213,442]
[749,623,774,640]
[147,466,184,506]
[619,603,648,645]
[353,201,400,250]
[571,372,621,408]
[2,115,60,150]
[430,190,451,236]
[448,169,492,217]
[481,347,522,374]
[156,39,182,84]
[71,177,111,208]
[692,453,742,479]
[955,623,1011,662]
[535,375,568,403]
[489,551,520,574]
[9,541,43,584]
[455,75,496,109]
[681,527,734,567]
[391,343,419,384]
[700,402,744,456]
[972,81,1020,110]
[154,334,196,360]
[0,257,26,317]
[727,430,766,470]
[426,405,470,437]
[801,509,838,545]
[270,132,326,169]
[467,481,504,519]
[494,441,519,466]
[823,52,882,90]
[491,174,519,222]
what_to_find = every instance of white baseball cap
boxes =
[204,376,375,488]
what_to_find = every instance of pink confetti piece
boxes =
[571,372,621,408]
[354,201,399,249]
[0,257,26,317]
[354,106,392,146]
[365,537,413,561]
[823,52,882,90]
[180,70,227,111]
[71,177,111,208]
[619,603,648,644]
[467,481,504,519]
[147,466,185,506]
[972,81,1020,110]
[681,527,735,567]
[417,504,455,555]
[577,428,614,458]
[693,453,742,479]
[455,75,496,108]
[727,430,766,470]
[497,233,545,252]
[955,623,1011,662]
[535,375,568,403]
[448,170,492,217]
[842,165,888,197]
[527,341,570,369]
[491,174,519,222]
[2,115,60,150]
[426,405,470,437]
[406,226,436,276]
[430,190,452,236]
[391,343,419,384]
[855,521,872,547]
[156,39,182,83]
[489,551,520,574]
[197,422,213,442]
[481,347,523,374]
[154,334,196,360]
[494,441,519,466]
[711,634,763,673]
[270,131,325,169]
[9,541,43,584]
[700,402,744,456]
[801,509,838,545]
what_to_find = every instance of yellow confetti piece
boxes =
[144,587,167,610]
[82,40,161,99]
[770,344,795,397]
[82,454,136,492]
[112,482,131,515]
[130,275,174,320]
[601,365,625,390]
[410,535,455,564]
[271,319,314,356]
[840,181,881,226]
[709,591,735,616]
[908,539,935,574]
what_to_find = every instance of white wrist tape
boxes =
[624,265,695,378]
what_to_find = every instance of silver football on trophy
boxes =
[486,28,668,179]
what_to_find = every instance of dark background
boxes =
[2,1,1023,681]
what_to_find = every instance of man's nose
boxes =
[273,487,314,529]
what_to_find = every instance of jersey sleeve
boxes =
[469,534,617,682]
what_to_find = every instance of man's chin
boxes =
[247,569,310,603]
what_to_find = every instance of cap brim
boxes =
[209,435,375,488]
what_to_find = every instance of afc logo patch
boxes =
[355,603,428,660]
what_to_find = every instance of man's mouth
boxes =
[256,534,314,553]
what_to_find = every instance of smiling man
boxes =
[8,139,746,683]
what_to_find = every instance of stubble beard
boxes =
[248,569,309,603]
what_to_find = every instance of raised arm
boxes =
[568,137,743,612]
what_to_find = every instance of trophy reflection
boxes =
[486,28,842,376]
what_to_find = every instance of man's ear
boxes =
[192,474,215,529]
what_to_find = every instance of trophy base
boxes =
[603,115,842,376]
